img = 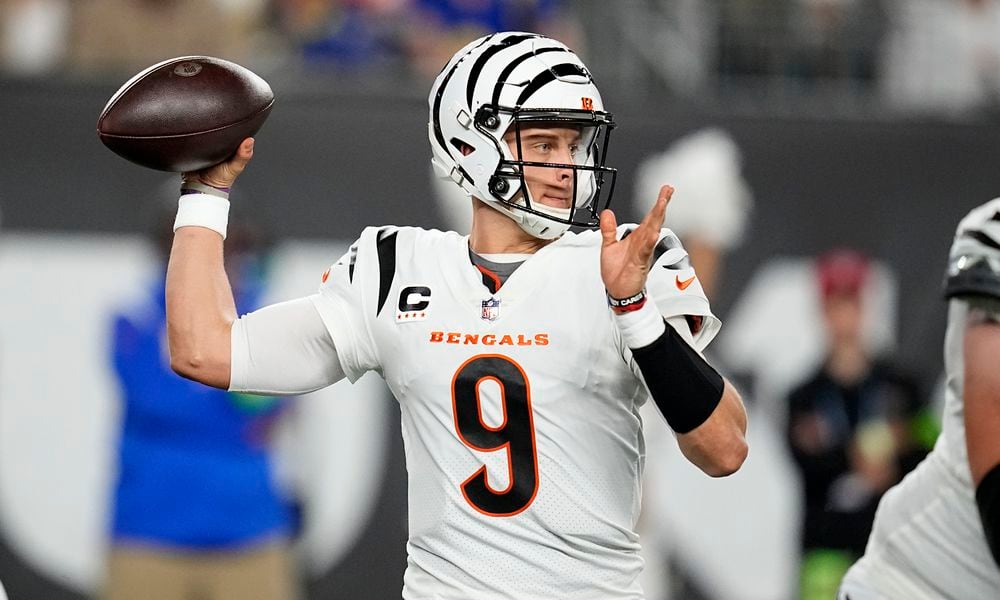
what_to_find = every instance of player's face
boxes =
[504,125,583,210]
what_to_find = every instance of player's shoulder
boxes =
[320,226,466,308]
[355,225,464,248]
[945,198,1000,300]
[339,225,465,287]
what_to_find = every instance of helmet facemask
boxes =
[478,106,617,238]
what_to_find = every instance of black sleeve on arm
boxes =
[976,463,1000,568]
[631,322,725,434]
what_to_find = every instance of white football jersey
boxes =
[841,199,1000,599]
[310,225,719,600]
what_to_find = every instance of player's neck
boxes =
[468,198,555,255]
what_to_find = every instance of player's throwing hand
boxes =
[182,137,255,190]
[599,184,673,300]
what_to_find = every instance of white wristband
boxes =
[614,299,666,349]
[174,193,230,239]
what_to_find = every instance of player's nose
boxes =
[556,162,573,183]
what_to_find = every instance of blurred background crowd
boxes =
[3,0,1000,118]
[2,1,1000,600]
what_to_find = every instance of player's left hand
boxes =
[599,185,672,300]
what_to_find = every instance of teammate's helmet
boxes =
[428,32,617,240]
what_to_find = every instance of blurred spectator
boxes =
[0,0,70,76]
[633,128,753,299]
[881,0,1000,118]
[786,0,885,83]
[269,0,410,71]
[786,249,928,600]
[404,0,582,79]
[69,0,266,75]
[718,0,793,79]
[103,199,300,600]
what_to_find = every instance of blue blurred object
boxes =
[109,278,295,547]
[416,0,560,31]
[298,4,405,68]
[415,0,560,31]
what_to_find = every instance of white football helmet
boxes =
[428,32,617,239]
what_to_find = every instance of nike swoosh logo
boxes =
[676,275,696,290]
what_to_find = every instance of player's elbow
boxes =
[166,318,232,387]
[167,334,230,389]
[167,326,199,377]
[705,435,748,477]
[705,383,748,476]
[169,348,203,381]
[680,422,749,477]
[169,349,230,389]
[168,345,214,383]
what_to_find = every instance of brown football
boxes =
[97,56,274,172]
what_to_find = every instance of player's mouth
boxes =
[541,194,572,209]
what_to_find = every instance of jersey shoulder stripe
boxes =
[326,225,461,302]
[348,243,358,283]
[375,228,398,316]
[945,199,1000,300]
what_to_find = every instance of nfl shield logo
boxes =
[481,298,501,321]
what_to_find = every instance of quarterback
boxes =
[166,32,748,599]
[839,199,1000,599]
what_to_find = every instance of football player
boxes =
[166,32,748,599]
[839,199,1000,599]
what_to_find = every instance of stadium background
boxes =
[1,1,999,599]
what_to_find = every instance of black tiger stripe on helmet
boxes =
[945,198,1000,300]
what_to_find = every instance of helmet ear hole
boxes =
[450,138,476,156]
[489,175,510,195]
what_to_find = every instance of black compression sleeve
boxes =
[630,322,725,434]
[976,463,1000,568]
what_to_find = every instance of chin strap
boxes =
[481,193,571,240]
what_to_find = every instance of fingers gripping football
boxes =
[183,138,255,190]
[599,185,673,300]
